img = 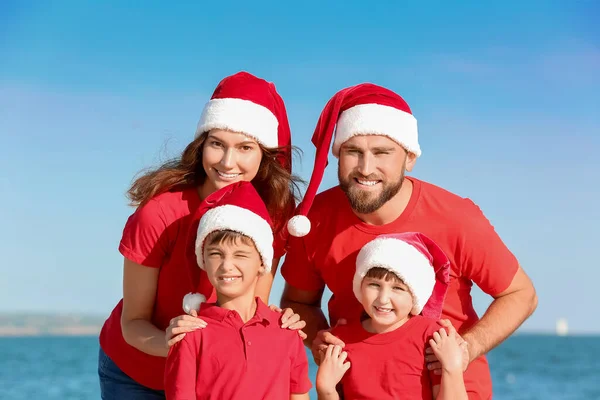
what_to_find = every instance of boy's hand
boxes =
[316,345,350,397]
[311,319,347,365]
[269,305,307,340]
[425,319,469,375]
[428,324,465,374]
[165,310,208,348]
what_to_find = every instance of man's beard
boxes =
[338,169,405,214]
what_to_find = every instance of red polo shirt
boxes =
[99,188,288,390]
[282,177,520,399]
[165,298,312,399]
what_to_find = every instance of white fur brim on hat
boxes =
[195,98,279,148]
[353,237,435,315]
[332,103,421,158]
[195,204,274,272]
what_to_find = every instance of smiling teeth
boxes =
[217,171,240,178]
[357,180,378,186]
[375,306,393,312]
[222,277,239,282]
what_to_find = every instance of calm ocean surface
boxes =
[0,334,597,399]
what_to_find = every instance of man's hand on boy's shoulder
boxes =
[311,319,347,365]
[269,304,308,340]
[425,319,469,375]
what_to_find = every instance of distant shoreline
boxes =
[0,313,104,337]
[0,327,101,337]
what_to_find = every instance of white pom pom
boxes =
[287,215,311,237]
[182,292,206,314]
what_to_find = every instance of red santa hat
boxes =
[196,71,292,172]
[287,83,420,237]
[182,181,274,314]
[353,232,450,319]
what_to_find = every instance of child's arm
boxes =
[429,325,468,400]
[316,344,350,400]
[164,333,200,399]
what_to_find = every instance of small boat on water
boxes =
[555,318,568,336]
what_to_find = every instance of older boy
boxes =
[165,182,311,400]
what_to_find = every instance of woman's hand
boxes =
[270,305,307,340]
[165,309,208,348]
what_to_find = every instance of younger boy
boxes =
[316,232,467,400]
[165,182,311,400]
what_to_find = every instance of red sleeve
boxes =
[119,198,171,268]
[289,335,312,394]
[280,235,325,292]
[458,199,520,296]
[272,227,288,259]
[165,332,199,399]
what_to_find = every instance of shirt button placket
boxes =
[246,327,254,363]
[241,327,250,361]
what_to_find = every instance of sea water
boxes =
[0,334,598,399]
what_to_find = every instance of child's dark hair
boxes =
[205,230,256,249]
[364,267,406,285]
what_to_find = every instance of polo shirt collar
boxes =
[199,297,274,325]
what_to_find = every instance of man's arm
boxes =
[280,283,329,347]
[462,266,537,361]
[450,200,538,363]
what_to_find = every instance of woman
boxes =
[98,72,305,399]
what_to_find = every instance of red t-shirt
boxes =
[165,298,312,399]
[281,177,519,399]
[333,316,441,399]
[99,188,287,390]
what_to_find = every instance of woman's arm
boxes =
[120,258,170,357]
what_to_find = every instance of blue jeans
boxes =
[98,347,166,400]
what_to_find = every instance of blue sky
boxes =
[1,1,598,334]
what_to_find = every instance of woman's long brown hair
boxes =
[127,132,304,234]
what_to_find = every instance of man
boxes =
[281,83,537,399]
